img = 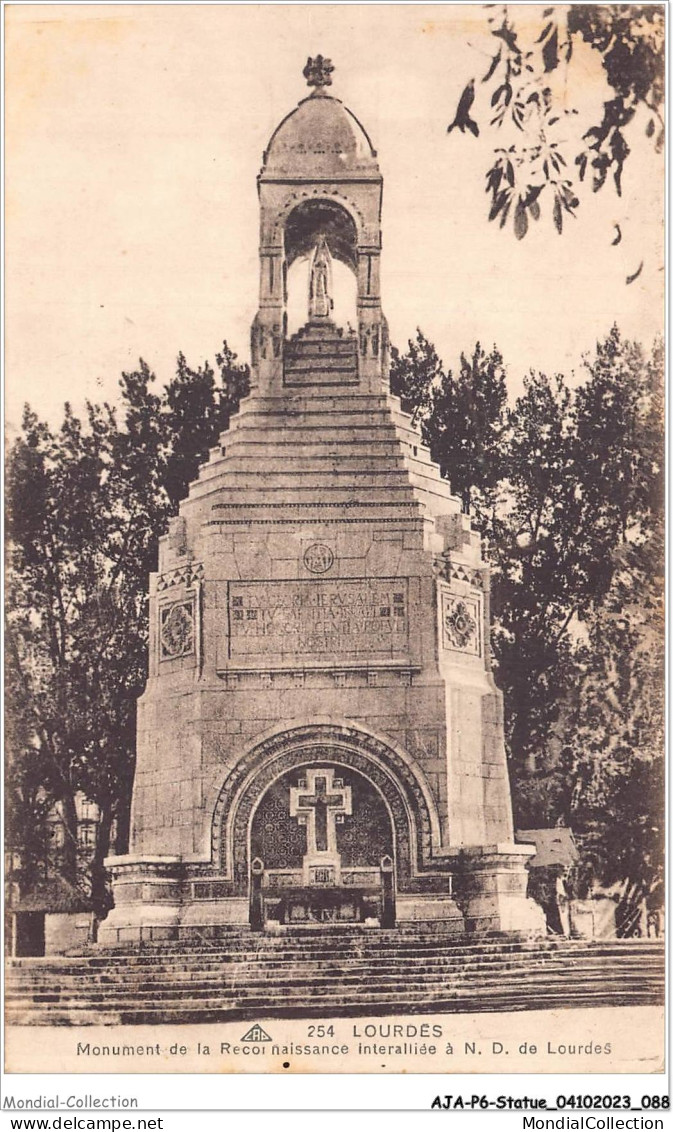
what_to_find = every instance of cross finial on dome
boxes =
[303,55,334,91]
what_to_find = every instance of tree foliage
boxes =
[390,325,663,895]
[426,343,509,517]
[6,344,249,916]
[448,5,664,244]
[392,333,509,521]
[390,331,443,422]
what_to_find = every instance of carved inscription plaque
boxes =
[228,578,409,661]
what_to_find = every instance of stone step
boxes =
[7,944,662,977]
[198,462,450,495]
[284,351,358,366]
[234,406,399,427]
[209,492,421,511]
[8,939,663,968]
[283,357,358,373]
[8,973,663,1008]
[285,338,358,355]
[232,396,395,415]
[222,424,404,445]
[217,454,408,474]
[205,505,424,525]
[8,967,662,1005]
[284,350,357,363]
[282,369,358,386]
[12,962,657,995]
[282,378,360,390]
[7,980,662,1013]
[7,958,663,1000]
[202,471,417,493]
[193,388,445,509]
[7,990,663,1028]
[8,947,663,983]
[221,438,403,457]
[7,938,664,1030]
[232,392,390,411]
[282,377,359,391]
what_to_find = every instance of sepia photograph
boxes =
[3,1,665,1085]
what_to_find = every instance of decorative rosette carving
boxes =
[160,601,195,659]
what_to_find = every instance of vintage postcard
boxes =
[4,1,665,1089]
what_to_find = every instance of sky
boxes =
[5,3,664,430]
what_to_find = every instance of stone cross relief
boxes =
[290,768,352,861]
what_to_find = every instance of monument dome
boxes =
[262,53,377,177]
[263,94,377,177]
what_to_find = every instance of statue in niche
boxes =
[308,236,334,320]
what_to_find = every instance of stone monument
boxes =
[101,57,544,944]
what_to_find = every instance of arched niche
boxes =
[211,723,437,894]
[284,198,358,272]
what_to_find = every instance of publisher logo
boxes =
[240,1024,272,1043]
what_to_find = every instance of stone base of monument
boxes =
[97,856,183,946]
[98,846,543,946]
[450,844,547,935]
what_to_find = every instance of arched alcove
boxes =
[284,198,358,270]
[211,723,438,893]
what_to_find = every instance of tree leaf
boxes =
[492,25,520,55]
[489,190,509,222]
[514,199,529,239]
[542,27,559,72]
[553,196,563,234]
[482,49,502,83]
[499,197,512,228]
[524,184,544,205]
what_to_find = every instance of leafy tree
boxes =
[425,343,508,519]
[559,530,664,900]
[389,335,509,526]
[6,343,249,919]
[448,4,664,243]
[5,643,56,895]
[490,368,584,794]
[163,345,250,509]
[389,330,444,422]
[557,336,664,897]
[7,401,151,915]
[388,326,664,898]
[575,325,660,540]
